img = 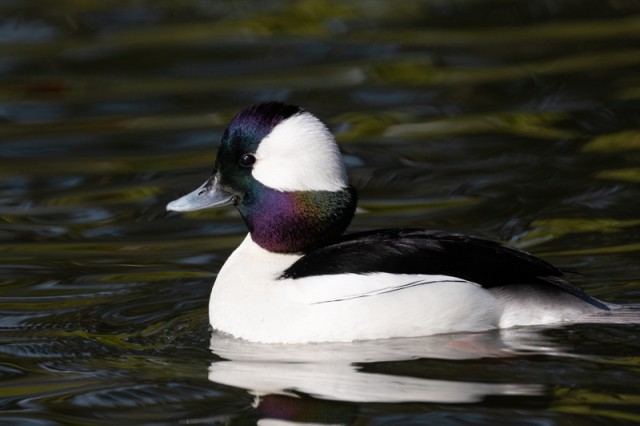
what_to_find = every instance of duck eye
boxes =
[239,153,256,168]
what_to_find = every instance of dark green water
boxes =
[1,0,640,424]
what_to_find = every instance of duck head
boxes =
[167,102,357,254]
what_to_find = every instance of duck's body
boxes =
[168,102,611,344]
[209,235,605,343]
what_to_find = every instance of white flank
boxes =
[210,236,504,343]
[252,112,348,192]
[209,236,610,344]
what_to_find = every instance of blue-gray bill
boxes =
[166,175,234,212]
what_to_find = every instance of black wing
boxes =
[280,228,607,309]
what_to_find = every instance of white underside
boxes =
[209,235,604,343]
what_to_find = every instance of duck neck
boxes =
[237,184,357,254]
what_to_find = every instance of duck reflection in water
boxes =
[203,327,571,425]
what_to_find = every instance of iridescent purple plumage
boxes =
[224,103,302,152]
[240,182,357,253]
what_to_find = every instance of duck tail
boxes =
[583,303,640,324]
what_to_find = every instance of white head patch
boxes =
[252,111,348,192]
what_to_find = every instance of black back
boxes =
[280,228,607,309]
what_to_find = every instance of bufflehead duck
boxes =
[167,102,612,343]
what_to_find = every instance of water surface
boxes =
[1,0,640,424]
